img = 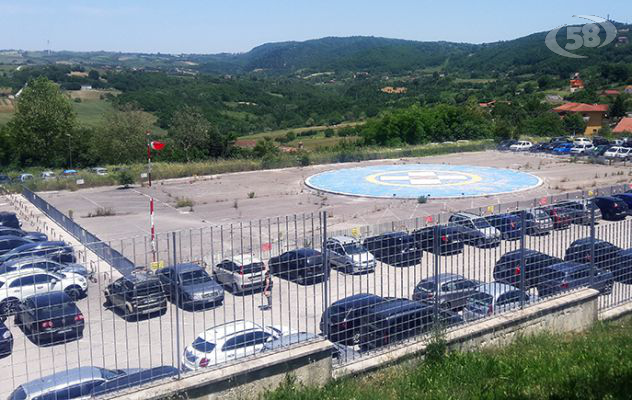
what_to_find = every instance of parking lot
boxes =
[0,150,631,399]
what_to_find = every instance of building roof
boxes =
[553,102,609,113]
[602,89,620,96]
[570,79,584,87]
[613,117,632,133]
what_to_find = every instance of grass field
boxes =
[239,121,363,140]
[264,318,632,400]
[71,98,115,127]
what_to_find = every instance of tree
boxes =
[168,106,212,162]
[562,113,587,136]
[7,77,76,166]
[253,137,279,158]
[610,95,628,120]
[96,104,154,164]
[88,70,100,80]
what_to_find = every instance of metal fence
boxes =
[2,184,632,399]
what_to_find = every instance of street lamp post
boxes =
[65,133,72,169]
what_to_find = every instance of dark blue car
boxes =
[320,293,386,345]
[552,143,573,155]
[0,227,47,242]
[536,261,614,297]
[0,320,12,358]
[485,214,523,240]
[565,238,632,284]
[614,194,632,214]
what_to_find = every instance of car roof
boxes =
[171,263,203,273]
[27,291,73,307]
[264,332,318,349]
[227,254,262,265]
[549,261,587,273]
[8,241,67,253]
[200,320,264,342]
[569,238,614,248]
[123,272,161,284]
[453,212,481,219]
[329,236,358,245]
[0,269,58,283]
[294,248,320,256]
[331,293,384,307]
[3,256,58,268]
[476,282,521,297]
[18,367,107,395]
[370,298,426,317]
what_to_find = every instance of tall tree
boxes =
[562,113,587,136]
[610,95,628,120]
[96,104,154,164]
[168,106,212,162]
[7,77,76,166]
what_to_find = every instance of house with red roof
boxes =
[601,89,621,96]
[613,117,632,135]
[553,103,609,135]
[569,79,584,93]
[625,86,632,95]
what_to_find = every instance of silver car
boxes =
[325,236,376,274]
[510,208,553,235]
[463,282,532,321]
[212,254,269,294]
[412,273,481,310]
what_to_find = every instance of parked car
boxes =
[157,263,224,310]
[570,144,594,155]
[0,236,35,256]
[593,196,630,220]
[91,167,108,176]
[182,320,293,370]
[493,249,563,289]
[358,298,433,351]
[552,143,573,155]
[40,171,56,180]
[529,143,547,153]
[589,144,612,157]
[0,175,11,185]
[614,193,632,211]
[485,213,524,240]
[0,227,47,242]
[91,366,179,397]
[212,254,270,293]
[0,270,88,317]
[8,366,173,400]
[463,283,531,321]
[448,212,502,247]
[320,293,385,345]
[62,169,78,176]
[536,261,614,297]
[573,137,592,146]
[15,292,85,345]
[268,248,327,284]
[263,331,318,352]
[363,232,422,267]
[541,206,573,229]
[564,238,632,284]
[0,256,89,278]
[604,146,632,159]
[0,241,76,265]
[555,200,602,225]
[104,273,167,319]
[509,141,533,151]
[411,225,465,255]
[496,140,518,151]
[18,173,34,182]
[0,319,12,358]
[592,136,610,146]
[0,212,21,229]
[508,209,553,235]
[412,274,481,310]
[325,236,376,274]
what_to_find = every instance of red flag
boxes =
[150,141,165,151]
[539,197,548,206]
[261,242,272,252]
[425,216,433,224]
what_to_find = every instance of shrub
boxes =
[175,197,194,208]
[85,207,116,218]
[247,192,255,199]
[324,128,335,138]
[417,196,428,204]
[298,153,311,166]
[116,170,135,187]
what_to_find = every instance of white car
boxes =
[509,141,533,151]
[92,167,108,176]
[0,270,88,316]
[570,144,594,155]
[182,320,294,371]
[604,146,632,159]
[40,171,56,180]
[573,137,592,146]
[325,236,376,274]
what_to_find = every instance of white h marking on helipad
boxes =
[379,171,469,186]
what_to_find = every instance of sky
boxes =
[1,0,631,54]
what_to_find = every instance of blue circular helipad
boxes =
[305,164,542,199]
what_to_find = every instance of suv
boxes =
[509,209,553,236]
[555,200,602,225]
[493,249,563,289]
[573,137,592,146]
[570,144,594,155]
[363,232,422,267]
[411,225,466,255]
[0,212,20,230]
[541,206,573,229]
[213,254,269,293]
[325,236,376,274]
[412,274,481,310]
[0,241,76,265]
[104,273,167,319]
[0,270,88,317]
[268,248,326,284]
[157,263,224,310]
[320,293,385,345]
[593,196,629,220]
[449,212,501,247]
[604,146,632,159]
[564,238,632,284]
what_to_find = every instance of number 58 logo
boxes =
[545,15,617,58]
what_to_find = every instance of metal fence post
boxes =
[590,207,596,287]
[322,211,330,339]
[172,231,182,380]
[519,211,526,308]
[432,224,440,322]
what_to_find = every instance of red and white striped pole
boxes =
[147,135,165,265]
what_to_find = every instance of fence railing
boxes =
[2,184,631,399]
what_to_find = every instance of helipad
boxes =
[305,164,543,199]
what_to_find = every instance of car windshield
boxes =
[418,281,435,292]
[469,292,493,307]
[343,243,366,254]
[135,281,163,297]
[180,270,211,285]
[192,337,216,353]
[472,218,491,229]
[8,387,26,400]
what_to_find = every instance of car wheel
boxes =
[65,286,83,301]
[103,292,112,308]
[0,298,19,317]
[296,274,306,285]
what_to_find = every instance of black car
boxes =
[564,238,632,284]
[496,140,518,151]
[592,136,610,146]
[541,205,573,229]
[493,249,563,289]
[589,144,612,157]
[613,194,632,212]
[411,225,465,255]
[529,143,547,153]
[0,320,12,358]
[358,298,433,351]
[91,366,179,397]
[0,241,76,265]
[105,273,167,319]
[0,236,34,256]
[485,214,523,240]
[555,200,601,225]
[0,212,20,230]
[320,293,386,345]
[15,292,84,346]
[0,227,48,242]
[536,261,614,297]
[157,263,224,310]
[268,248,326,284]
[593,196,629,221]
[363,232,422,267]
